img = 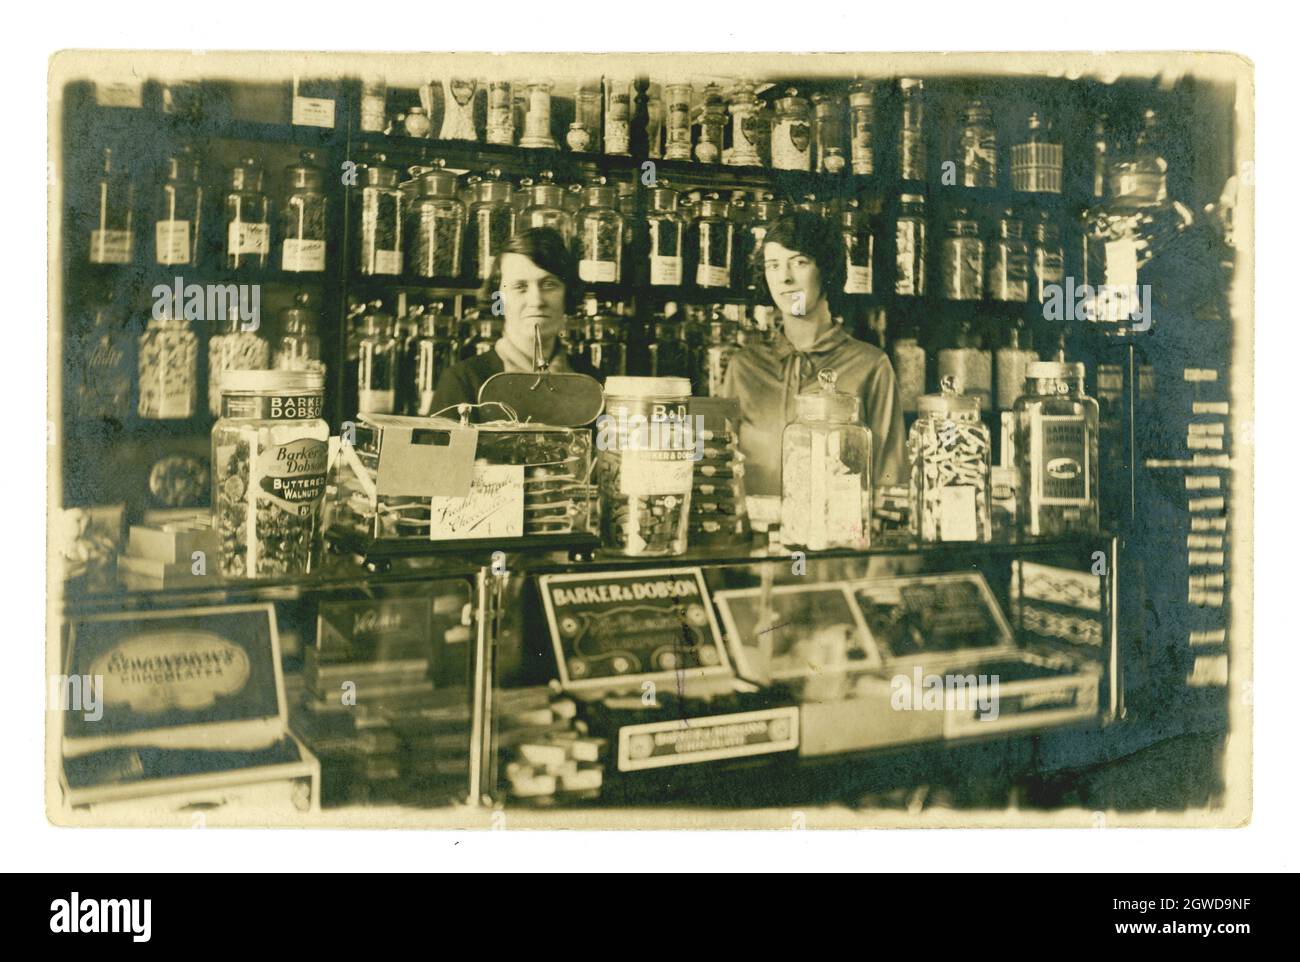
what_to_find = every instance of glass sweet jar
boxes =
[574,178,624,284]
[355,155,404,276]
[781,369,872,551]
[281,150,328,273]
[645,181,686,287]
[518,171,572,242]
[908,376,992,543]
[407,159,465,279]
[465,169,516,280]
[1013,361,1100,537]
[770,88,812,171]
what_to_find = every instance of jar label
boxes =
[696,264,729,288]
[292,95,336,129]
[894,221,924,296]
[1032,413,1091,506]
[372,249,403,275]
[650,254,683,286]
[580,259,617,283]
[283,239,326,272]
[845,265,873,294]
[155,221,192,265]
[222,393,324,420]
[618,450,695,497]
[359,388,396,414]
[851,120,874,174]
[938,486,979,541]
[89,229,132,264]
[243,435,328,575]
[772,120,811,170]
[229,221,270,256]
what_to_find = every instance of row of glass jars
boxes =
[88,147,333,272]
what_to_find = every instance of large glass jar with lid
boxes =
[465,169,516,280]
[987,211,1029,302]
[848,79,876,175]
[781,369,872,551]
[518,171,572,242]
[604,77,632,156]
[356,308,398,414]
[211,369,329,579]
[956,99,998,188]
[696,83,727,164]
[841,199,874,296]
[812,93,846,174]
[940,211,984,300]
[138,309,198,420]
[408,159,465,279]
[223,158,270,270]
[73,296,133,420]
[771,88,812,171]
[894,193,926,296]
[726,80,763,167]
[155,145,203,267]
[281,150,328,273]
[207,308,270,417]
[1013,361,1100,537]
[646,181,686,287]
[574,178,624,284]
[898,78,926,181]
[519,79,558,149]
[273,292,324,375]
[1108,107,1168,209]
[745,193,789,295]
[1011,112,1062,193]
[689,193,734,290]
[908,376,992,543]
[1033,215,1064,302]
[937,320,992,414]
[89,148,134,265]
[355,155,404,276]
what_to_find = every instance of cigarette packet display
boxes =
[688,398,752,546]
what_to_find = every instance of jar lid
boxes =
[899,193,925,205]
[1026,361,1084,380]
[917,375,981,415]
[697,193,729,219]
[279,292,319,331]
[581,182,619,209]
[228,158,263,192]
[418,159,460,198]
[163,146,201,183]
[221,369,324,395]
[286,150,325,191]
[841,200,867,229]
[604,376,691,399]
[649,183,679,212]
[363,155,399,188]
[774,87,809,113]
[794,369,860,422]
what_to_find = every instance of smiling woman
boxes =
[429,227,596,421]
[720,211,906,496]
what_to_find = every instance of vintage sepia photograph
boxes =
[44,49,1252,831]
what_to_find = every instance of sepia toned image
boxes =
[46,50,1252,830]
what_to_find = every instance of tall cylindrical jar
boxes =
[841,200,874,295]
[690,193,734,290]
[155,146,203,267]
[770,88,812,171]
[281,151,328,273]
[646,182,686,287]
[595,377,695,556]
[356,156,404,276]
[894,193,927,296]
[212,369,329,579]
[781,369,872,551]
[908,377,992,543]
[987,212,1029,302]
[465,171,516,280]
[207,311,270,417]
[899,78,926,181]
[940,211,984,301]
[1013,361,1100,537]
[848,79,875,175]
[574,179,624,284]
[956,99,997,188]
[408,160,465,278]
[223,158,270,270]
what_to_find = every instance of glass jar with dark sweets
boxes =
[155,146,203,267]
[574,178,624,284]
[1011,112,1062,194]
[465,169,516,281]
[812,93,846,174]
[781,369,872,551]
[223,158,270,271]
[956,99,997,188]
[1014,361,1100,537]
[281,151,328,273]
[207,307,270,417]
[356,307,398,414]
[770,88,812,171]
[273,293,324,376]
[648,310,691,378]
[405,304,458,416]
[486,80,514,146]
[646,182,686,287]
[355,155,404,276]
[894,194,926,296]
[940,211,984,301]
[987,212,1029,302]
[212,369,328,579]
[88,148,134,265]
[138,308,198,420]
[690,193,734,290]
[583,300,627,379]
[898,78,926,181]
[908,376,992,543]
[1032,214,1064,301]
[696,83,727,164]
[73,297,133,420]
[700,308,737,397]
[841,199,874,296]
[891,325,926,415]
[848,79,875,175]
[519,170,572,242]
[408,159,464,279]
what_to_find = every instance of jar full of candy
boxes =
[908,376,992,543]
[1013,361,1100,537]
[781,369,872,551]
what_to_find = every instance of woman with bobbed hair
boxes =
[720,210,905,496]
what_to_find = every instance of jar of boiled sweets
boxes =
[781,369,872,551]
[956,99,998,188]
[909,376,992,543]
[408,159,465,279]
[207,309,270,417]
[518,171,572,242]
[212,369,329,579]
[465,170,516,280]
[575,178,624,284]
[746,193,789,295]
[940,211,984,300]
[1013,361,1100,537]
[1011,113,1063,194]
[771,88,812,171]
[690,193,734,290]
[646,182,686,287]
[1033,215,1064,302]
[894,194,926,297]
[138,309,198,420]
[848,79,876,175]
[841,200,874,296]
[223,158,270,270]
[595,376,695,557]
[987,212,1029,302]
[154,146,204,267]
[356,155,404,276]
[281,151,328,273]
[274,293,324,375]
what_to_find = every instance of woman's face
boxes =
[499,252,567,356]
[763,240,823,319]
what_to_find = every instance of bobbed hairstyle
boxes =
[478,226,582,315]
[756,210,847,318]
